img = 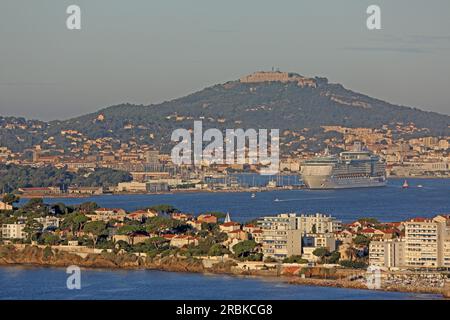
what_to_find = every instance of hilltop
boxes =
[1,71,450,153]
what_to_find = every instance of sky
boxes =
[0,0,449,120]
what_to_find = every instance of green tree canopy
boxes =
[232,240,257,259]
[312,247,330,259]
[83,221,108,247]
[147,204,179,214]
[61,212,89,235]
[2,193,20,205]
[283,255,309,264]
[353,234,370,246]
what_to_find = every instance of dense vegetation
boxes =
[0,164,132,192]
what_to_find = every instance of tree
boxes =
[339,260,368,269]
[358,218,379,225]
[232,240,257,259]
[204,211,226,219]
[312,247,330,263]
[353,234,370,246]
[147,204,179,214]
[40,232,60,245]
[61,213,88,236]
[51,202,71,215]
[23,219,43,242]
[208,243,229,256]
[77,202,99,213]
[2,193,20,206]
[144,216,180,234]
[116,225,145,244]
[326,251,341,264]
[83,221,108,248]
[22,198,45,211]
[283,255,309,264]
[264,257,278,263]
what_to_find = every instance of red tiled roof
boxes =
[222,222,240,227]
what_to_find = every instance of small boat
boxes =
[402,180,409,189]
[251,193,256,198]
[274,198,280,202]
[417,184,423,188]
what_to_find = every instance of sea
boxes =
[0,266,441,300]
[18,178,450,223]
[3,177,449,300]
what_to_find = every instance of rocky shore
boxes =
[0,245,446,297]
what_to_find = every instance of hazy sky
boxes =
[1,0,449,120]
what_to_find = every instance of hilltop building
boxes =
[240,71,317,88]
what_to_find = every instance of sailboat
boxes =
[402,180,409,189]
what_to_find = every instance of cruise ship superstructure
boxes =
[300,143,386,189]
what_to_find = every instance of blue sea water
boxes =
[7,178,450,300]
[24,178,450,223]
[0,266,441,300]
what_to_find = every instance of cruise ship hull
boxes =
[302,175,386,189]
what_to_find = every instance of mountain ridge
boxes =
[1,72,449,153]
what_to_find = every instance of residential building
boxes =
[296,213,342,234]
[369,239,406,268]
[0,201,13,211]
[197,214,218,224]
[219,222,241,233]
[301,233,337,262]
[170,235,199,248]
[1,223,26,239]
[34,216,61,230]
[88,208,127,222]
[127,209,158,221]
[404,216,450,268]
[259,214,302,260]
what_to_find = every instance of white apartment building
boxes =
[34,216,61,230]
[1,223,26,240]
[296,213,342,234]
[404,215,450,268]
[369,239,406,268]
[259,213,340,260]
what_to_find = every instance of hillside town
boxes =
[1,120,450,197]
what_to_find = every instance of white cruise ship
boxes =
[300,143,386,189]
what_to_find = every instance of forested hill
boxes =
[1,73,450,152]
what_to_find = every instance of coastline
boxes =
[0,245,444,298]
[17,176,450,199]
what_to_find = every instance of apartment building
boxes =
[1,223,26,239]
[404,215,450,268]
[259,214,302,260]
[369,239,406,268]
[34,216,61,230]
[296,213,342,234]
[301,233,337,262]
[0,201,13,211]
